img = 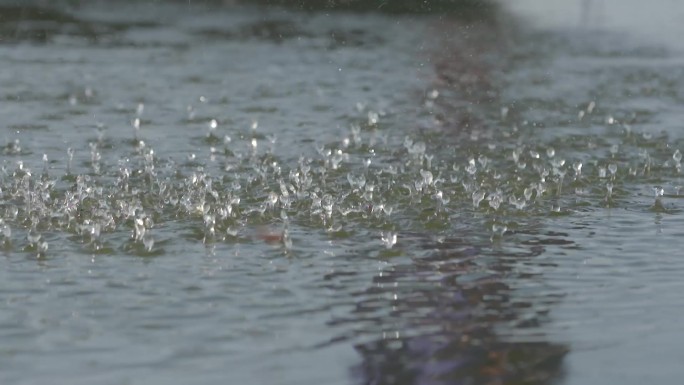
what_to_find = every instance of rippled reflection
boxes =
[347,12,574,384]
[347,233,568,384]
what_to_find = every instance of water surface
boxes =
[0,1,683,384]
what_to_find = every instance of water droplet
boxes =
[477,155,488,168]
[654,186,664,198]
[472,190,485,208]
[608,163,617,176]
[66,147,75,175]
[143,233,154,252]
[368,111,379,125]
[42,154,49,176]
[407,141,426,158]
[347,173,366,190]
[381,231,397,249]
[38,240,48,255]
[0,222,11,239]
[610,144,619,156]
[551,158,565,168]
[587,101,596,114]
[509,195,526,210]
[573,161,582,177]
[653,186,665,209]
[491,223,507,238]
[512,149,521,163]
[465,158,477,175]
[282,227,293,250]
[523,187,534,201]
[546,147,555,158]
[598,167,607,179]
[134,217,146,241]
[420,170,433,187]
[27,229,41,245]
[487,192,502,210]
[403,137,413,150]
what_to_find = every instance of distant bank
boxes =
[238,0,495,13]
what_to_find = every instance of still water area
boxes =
[0,1,683,384]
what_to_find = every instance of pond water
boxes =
[0,1,683,384]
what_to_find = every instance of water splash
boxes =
[380,231,397,249]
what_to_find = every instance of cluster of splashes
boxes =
[2,94,683,261]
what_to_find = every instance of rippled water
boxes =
[505,1,684,384]
[1,1,683,384]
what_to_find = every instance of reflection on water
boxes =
[348,15,569,385]
[351,239,567,385]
